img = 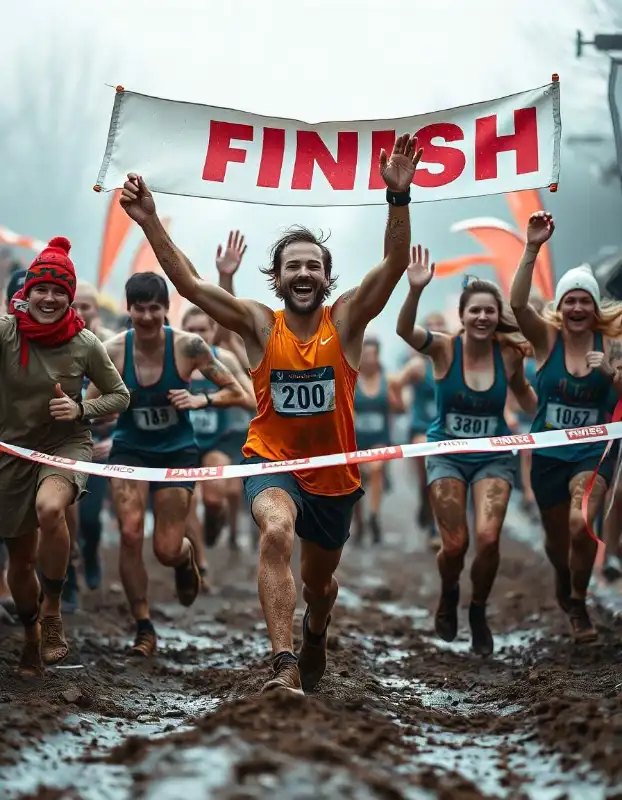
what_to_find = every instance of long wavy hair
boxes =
[459,277,529,355]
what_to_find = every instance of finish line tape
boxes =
[1,422,622,482]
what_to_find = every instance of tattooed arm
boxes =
[175,334,247,409]
[332,204,411,344]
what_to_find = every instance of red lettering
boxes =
[202,121,253,183]
[475,107,539,181]
[565,426,607,441]
[346,447,403,464]
[413,123,466,188]
[491,434,535,447]
[165,466,224,479]
[257,127,285,188]
[368,130,395,189]
[291,131,358,191]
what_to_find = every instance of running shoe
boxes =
[130,624,157,658]
[568,599,598,644]
[469,602,494,657]
[434,585,460,642]
[175,542,201,607]
[262,651,304,695]
[297,607,330,693]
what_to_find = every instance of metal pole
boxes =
[608,57,622,187]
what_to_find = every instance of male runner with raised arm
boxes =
[120,133,422,692]
[86,272,247,656]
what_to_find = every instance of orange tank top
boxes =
[243,307,361,496]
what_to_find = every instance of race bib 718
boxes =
[270,367,336,418]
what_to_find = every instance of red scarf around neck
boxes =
[9,288,85,367]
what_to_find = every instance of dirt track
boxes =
[1,462,622,800]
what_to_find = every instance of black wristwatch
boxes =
[386,188,411,206]
[204,393,214,407]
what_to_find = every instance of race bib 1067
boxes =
[190,408,219,435]
[545,403,599,430]
[445,412,497,438]
[133,406,179,432]
[270,367,336,418]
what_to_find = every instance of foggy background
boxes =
[1,0,621,364]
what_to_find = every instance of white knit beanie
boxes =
[554,264,600,308]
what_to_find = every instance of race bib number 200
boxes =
[271,367,336,418]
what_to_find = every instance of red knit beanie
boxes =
[24,236,77,301]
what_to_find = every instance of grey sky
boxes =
[1,0,622,363]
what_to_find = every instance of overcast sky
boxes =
[1,0,622,361]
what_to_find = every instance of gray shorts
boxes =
[426,453,516,487]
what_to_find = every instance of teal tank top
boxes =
[427,337,510,463]
[113,327,196,454]
[188,346,229,452]
[516,357,537,430]
[354,373,391,450]
[410,360,437,434]
[531,332,612,461]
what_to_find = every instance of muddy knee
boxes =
[259,518,294,563]
[568,510,593,551]
[439,531,469,560]
[475,530,500,559]
[119,513,144,552]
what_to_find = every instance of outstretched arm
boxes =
[212,230,252,368]
[395,245,449,363]
[333,134,423,342]
[510,211,556,358]
[119,176,268,340]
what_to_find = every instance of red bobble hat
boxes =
[24,236,77,301]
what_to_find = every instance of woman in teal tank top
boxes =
[511,211,622,643]
[397,245,536,658]
[353,338,394,545]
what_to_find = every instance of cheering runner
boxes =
[181,304,255,582]
[397,246,536,656]
[0,237,129,674]
[510,212,622,642]
[87,272,247,657]
[73,282,117,590]
[120,132,422,693]
[390,311,447,548]
[352,336,394,544]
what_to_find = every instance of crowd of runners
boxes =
[1,134,622,691]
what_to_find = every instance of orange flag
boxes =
[97,189,132,289]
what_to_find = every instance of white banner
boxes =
[95,82,561,207]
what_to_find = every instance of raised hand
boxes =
[406,244,435,290]
[526,211,555,247]
[379,134,424,193]
[49,383,80,421]
[215,230,247,276]
[120,173,156,226]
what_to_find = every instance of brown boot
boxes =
[175,542,201,607]
[41,615,68,665]
[568,599,598,644]
[130,622,158,658]
[297,607,330,693]
[262,652,304,695]
[435,585,460,642]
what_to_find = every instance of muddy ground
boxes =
[1,461,622,800]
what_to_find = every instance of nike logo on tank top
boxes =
[243,308,360,496]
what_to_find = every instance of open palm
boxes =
[406,244,435,289]
[380,134,424,192]
[215,230,247,276]
[526,211,555,246]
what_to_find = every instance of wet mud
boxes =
[1,466,622,800]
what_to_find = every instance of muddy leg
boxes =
[6,531,42,676]
[469,478,511,656]
[252,488,302,695]
[429,478,468,642]
[186,488,209,591]
[201,451,229,548]
[298,540,342,692]
[226,477,242,551]
[37,475,76,665]
[152,488,197,607]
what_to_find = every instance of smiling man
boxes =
[119,133,422,693]
[88,272,248,657]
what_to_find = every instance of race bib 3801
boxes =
[445,412,498,438]
[270,367,336,418]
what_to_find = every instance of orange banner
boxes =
[97,189,133,289]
